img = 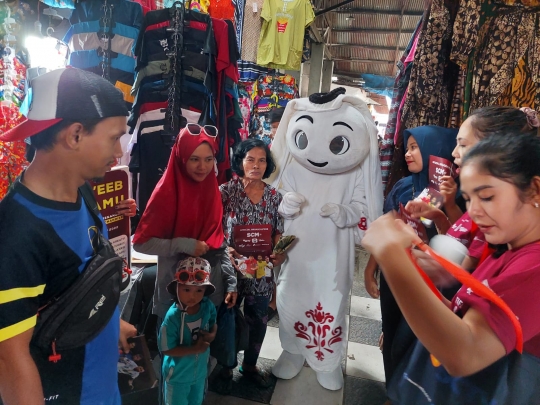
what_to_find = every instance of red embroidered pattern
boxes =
[294,302,343,361]
[358,217,367,231]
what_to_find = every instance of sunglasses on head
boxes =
[176,269,208,283]
[185,123,218,138]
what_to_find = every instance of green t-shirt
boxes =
[256,0,315,71]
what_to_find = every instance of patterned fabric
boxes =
[238,60,274,82]
[238,82,254,140]
[400,0,459,130]
[387,0,459,196]
[470,4,540,112]
[240,0,265,62]
[220,177,283,297]
[233,0,246,52]
[249,73,298,145]
[381,19,423,189]
[0,100,26,200]
[451,0,540,118]
[448,68,467,128]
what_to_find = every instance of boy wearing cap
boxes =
[0,68,137,405]
[159,257,218,405]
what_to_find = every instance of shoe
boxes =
[272,351,304,380]
[316,367,344,391]
[239,366,273,388]
[267,307,278,321]
[213,369,233,395]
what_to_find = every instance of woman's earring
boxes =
[535,202,539,208]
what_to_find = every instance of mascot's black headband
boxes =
[309,87,346,105]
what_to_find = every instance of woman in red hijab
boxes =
[133,125,238,321]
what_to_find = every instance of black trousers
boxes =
[379,273,416,386]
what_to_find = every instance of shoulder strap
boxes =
[79,182,103,231]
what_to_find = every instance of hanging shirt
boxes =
[208,0,235,21]
[256,0,314,71]
[240,0,265,62]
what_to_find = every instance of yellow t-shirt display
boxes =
[256,0,314,71]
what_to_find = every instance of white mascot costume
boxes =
[268,88,383,390]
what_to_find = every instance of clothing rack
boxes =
[163,2,187,138]
[98,0,114,81]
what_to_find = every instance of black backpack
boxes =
[31,183,123,360]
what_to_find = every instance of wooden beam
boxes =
[327,44,406,52]
[310,24,333,60]
[332,71,365,82]
[315,0,354,16]
[392,0,407,76]
[332,58,394,64]
[332,8,423,16]
[329,28,415,34]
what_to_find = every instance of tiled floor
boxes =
[204,248,386,405]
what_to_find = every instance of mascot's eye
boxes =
[295,130,308,150]
[329,136,350,155]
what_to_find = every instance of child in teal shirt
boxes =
[159,257,218,405]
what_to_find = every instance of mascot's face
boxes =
[286,104,371,174]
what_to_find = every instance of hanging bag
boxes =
[387,237,540,404]
[31,183,123,361]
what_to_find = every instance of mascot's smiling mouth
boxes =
[308,159,328,168]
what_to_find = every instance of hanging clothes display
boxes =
[249,73,298,145]
[233,0,245,52]
[256,0,314,70]
[400,0,459,130]
[0,58,26,200]
[384,0,540,197]
[208,0,235,20]
[380,19,424,189]
[0,6,29,201]
[451,0,540,117]
[129,5,241,212]
[63,0,144,107]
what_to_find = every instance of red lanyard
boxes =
[407,240,523,353]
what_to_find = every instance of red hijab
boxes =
[132,128,224,249]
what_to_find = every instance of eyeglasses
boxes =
[176,269,209,283]
[185,123,218,138]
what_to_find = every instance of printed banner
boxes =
[91,166,131,264]
[233,224,273,257]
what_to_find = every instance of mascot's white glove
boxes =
[320,203,348,228]
[279,192,306,219]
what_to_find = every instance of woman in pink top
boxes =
[405,106,540,271]
[363,131,540,402]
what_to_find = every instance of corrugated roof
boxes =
[316,0,424,79]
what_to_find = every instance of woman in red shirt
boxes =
[363,131,540,403]
[405,106,540,271]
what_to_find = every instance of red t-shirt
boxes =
[446,212,486,259]
[451,242,540,357]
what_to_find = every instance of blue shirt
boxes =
[0,180,120,405]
